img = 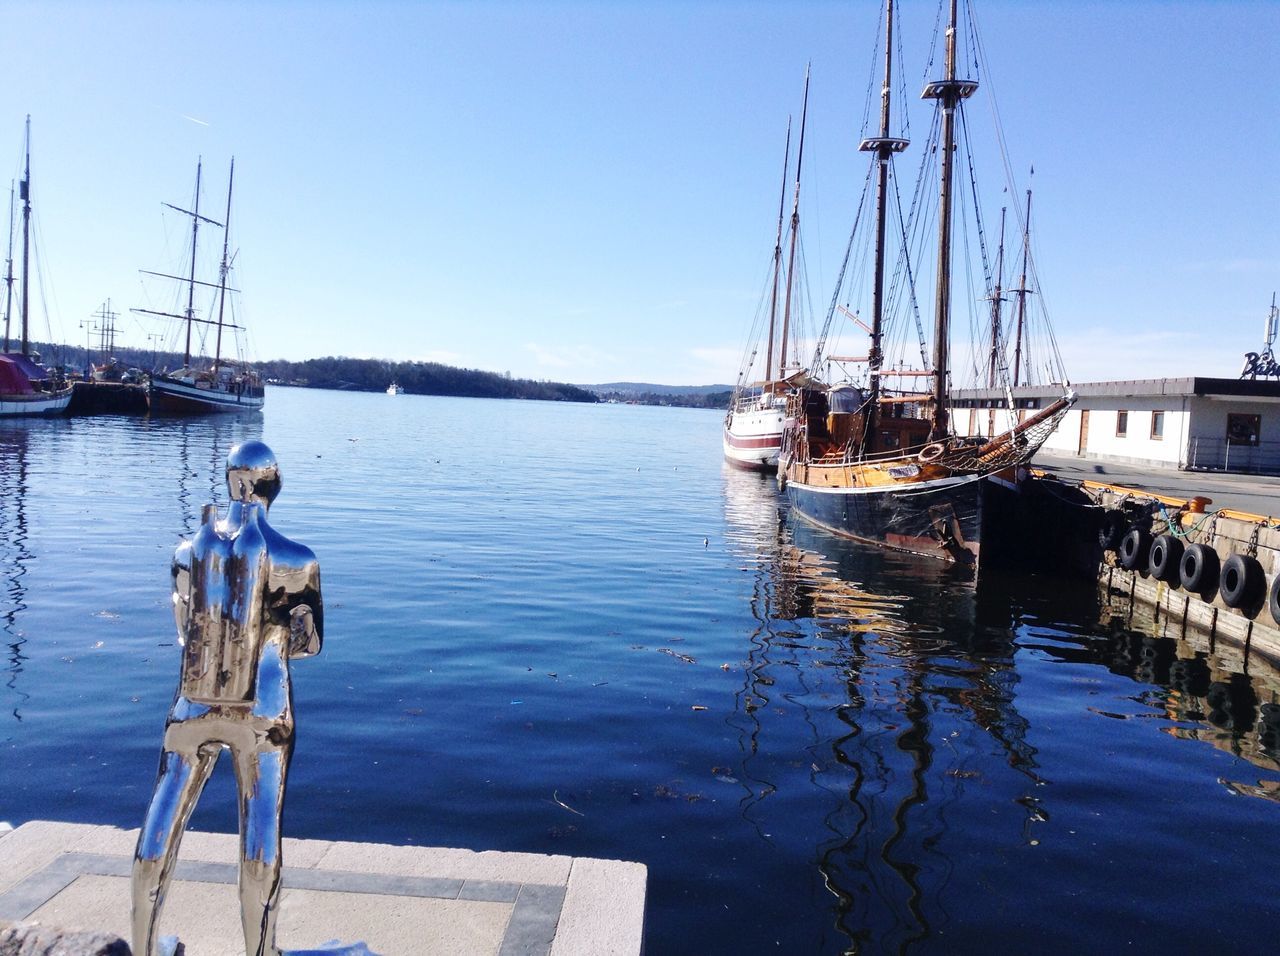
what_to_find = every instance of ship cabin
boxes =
[791,384,932,460]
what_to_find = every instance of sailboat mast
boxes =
[20,116,31,356]
[986,207,1006,388]
[923,0,976,437]
[3,182,13,352]
[183,159,205,367]
[213,158,234,372]
[1011,188,1032,387]
[861,0,909,445]
[765,121,792,387]
[778,64,810,379]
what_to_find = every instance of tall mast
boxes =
[778,64,810,379]
[860,0,909,447]
[183,160,203,366]
[922,0,977,437]
[20,115,31,356]
[3,182,13,352]
[213,158,234,371]
[1011,188,1033,387]
[764,120,792,386]
[985,207,1007,388]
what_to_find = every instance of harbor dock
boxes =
[1028,452,1280,670]
[0,822,646,956]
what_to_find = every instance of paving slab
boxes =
[0,822,646,956]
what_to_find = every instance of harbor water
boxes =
[3,387,1279,952]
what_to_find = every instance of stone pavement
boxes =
[0,821,646,956]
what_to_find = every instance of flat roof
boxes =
[952,376,1280,401]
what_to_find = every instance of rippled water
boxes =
[3,388,1279,953]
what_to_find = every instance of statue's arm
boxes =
[171,540,193,646]
[288,563,323,659]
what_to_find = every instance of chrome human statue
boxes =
[133,441,322,956]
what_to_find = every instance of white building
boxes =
[950,377,1280,472]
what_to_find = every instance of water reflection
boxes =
[146,415,261,534]
[721,464,1280,951]
[1023,607,1280,801]
[0,425,31,720]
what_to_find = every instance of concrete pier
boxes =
[1029,451,1280,669]
[0,822,646,956]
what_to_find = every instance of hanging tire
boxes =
[1097,511,1127,551]
[1180,543,1220,595]
[1219,553,1265,610]
[1269,573,1280,626]
[1118,528,1151,571]
[1148,534,1184,584]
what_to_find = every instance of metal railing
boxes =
[1187,437,1280,474]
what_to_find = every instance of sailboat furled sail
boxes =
[778,0,1074,568]
[723,68,812,470]
[1,116,74,417]
[136,158,264,415]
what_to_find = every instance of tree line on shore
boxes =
[31,339,733,407]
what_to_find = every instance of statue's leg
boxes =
[131,746,218,956]
[233,731,293,956]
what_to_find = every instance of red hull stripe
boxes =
[724,432,782,450]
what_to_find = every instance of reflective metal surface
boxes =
[132,441,323,956]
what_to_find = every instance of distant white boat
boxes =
[386,382,403,395]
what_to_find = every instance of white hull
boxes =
[723,401,786,470]
[0,389,73,417]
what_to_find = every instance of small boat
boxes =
[135,158,263,415]
[386,382,403,395]
[1,117,72,417]
[778,0,1074,569]
[724,70,811,471]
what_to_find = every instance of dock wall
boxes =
[1026,472,1280,667]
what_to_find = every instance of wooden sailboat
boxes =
[723,70,811,470]
[136,158,264,415]
[777,0,1074,567]
[0,117,73,417]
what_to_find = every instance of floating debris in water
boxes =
[659,648,695,664]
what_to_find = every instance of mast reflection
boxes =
[146,415,259,535]
[0,424,31,721]
[722,465,1044,952]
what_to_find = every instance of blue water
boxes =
[3,387,1280,953]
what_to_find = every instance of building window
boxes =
[1150,411,1164,440]
[1227,413,1261,446]
[1116,410,1128,437]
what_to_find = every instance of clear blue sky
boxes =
[5,0,1277,385]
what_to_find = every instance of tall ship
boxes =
[778,0,1073,568]
[1,117,73,417]
[723,71,812,470]
[136,158,263,415]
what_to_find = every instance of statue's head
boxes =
[226,440,281,507]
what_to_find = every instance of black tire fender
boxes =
[1097,511,1127,551]
[1118,528,1152,571]
[1179,543,1220,595]
[1220,553,1265,610]
[1148,534,1184,584]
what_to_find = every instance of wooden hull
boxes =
[0,386,73,417]
[148,375,264,415]
[785,466,989,565]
